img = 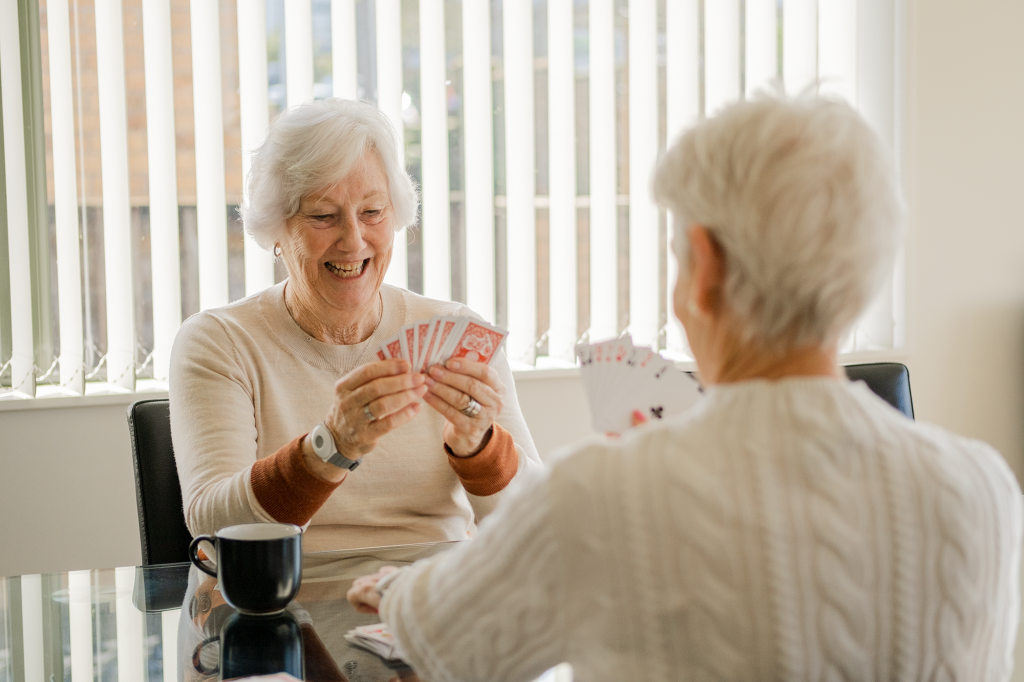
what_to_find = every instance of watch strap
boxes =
[326,450,361,471]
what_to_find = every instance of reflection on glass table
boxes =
[0,541,574,682]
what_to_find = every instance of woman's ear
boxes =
[687,225,726,317]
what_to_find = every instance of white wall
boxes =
[902,0,1024,481]
[3,0,1024,578]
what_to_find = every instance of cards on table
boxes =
[576,335,703,434]
[344,623,403,662]
[378,317,509,372]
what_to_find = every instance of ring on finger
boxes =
[363,404,377,423]
[460,397,482,419]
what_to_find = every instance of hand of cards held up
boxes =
[576,335,703,434]
[379,316,509,371]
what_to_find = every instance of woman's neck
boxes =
[284,281,382,346]
[710,344,841,384]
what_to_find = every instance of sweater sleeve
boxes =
[380,469,567,682]
[458,347,546,520]
[250,436,345,526]
[170,313,338,537]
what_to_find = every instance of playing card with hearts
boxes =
[381,316,508,372]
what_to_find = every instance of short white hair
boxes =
[654,95,905,352]
[240,98,419,251]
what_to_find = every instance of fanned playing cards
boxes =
[576,336,703,434]
[376,316,509,371]
[344,623,405,663]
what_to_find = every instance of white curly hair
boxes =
[654,94,905,352]
[240,98,419,251]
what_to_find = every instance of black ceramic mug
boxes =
[189,523,302,615]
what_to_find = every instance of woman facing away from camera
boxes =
[348,95,1023,681]
[169,98,542,554]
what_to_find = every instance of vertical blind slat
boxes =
[1,2,37,396]
[627,0,659,348]
[819,0,858,105]
[547,0,577,362]
[419,0,451,301]
[376,0,408,289]
[704,0,741,116]
[856,0,899,348]
[461,0,495,323]
[191,0,230,312]
[502,0,537,364]
[96,0,136,390]
[114,568,144,682]
[238,0,276,296]
[857,0,896,151]
[783,0,818,95]
[664,0,699,356]
[587,0,617,343]
[285,0,314,106]
[745,0,778,98]
[143,0,183,381]
[331,0,358,100]
[19,576,43,682]
[47,0,86,393]
[68,571,94,682]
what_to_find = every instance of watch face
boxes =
[312,424,333,460]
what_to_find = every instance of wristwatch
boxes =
[310,423,362,471]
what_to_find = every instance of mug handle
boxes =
[189,536,218,577]
[191,635,220,675]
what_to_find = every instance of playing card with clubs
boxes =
[578,335,703,433]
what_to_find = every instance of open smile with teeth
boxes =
[325,259,368,278]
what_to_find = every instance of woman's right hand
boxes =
[324,359,427,462]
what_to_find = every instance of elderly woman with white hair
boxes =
[347,96,1023,681]
[170,98,542,553]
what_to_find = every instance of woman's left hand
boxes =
[423,358,504,456]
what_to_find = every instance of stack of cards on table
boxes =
[375,316,509,371]
[576,335,703,434]
[344,623,403,662]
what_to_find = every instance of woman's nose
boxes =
[334,213,366,251]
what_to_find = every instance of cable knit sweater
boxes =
[380,377,1023,682]
[169,282,543,553]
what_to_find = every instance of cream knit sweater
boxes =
[381,377,1023,682]
[169,282,543,553]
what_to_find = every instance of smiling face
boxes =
[279,149,395,341]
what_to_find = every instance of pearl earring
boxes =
[273,244,282,258]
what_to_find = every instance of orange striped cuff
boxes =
[250,435,344,526]
[445,424,518,496]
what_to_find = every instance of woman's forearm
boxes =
[249,435,347,526]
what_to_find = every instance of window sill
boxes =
[0,349,910,411]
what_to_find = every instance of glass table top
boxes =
[0,541,572,682]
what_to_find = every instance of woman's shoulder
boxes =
[173,284,283,351]
[384,285,476,323]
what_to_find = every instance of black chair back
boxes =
[844,362,914,419]
[127,399,193,565]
